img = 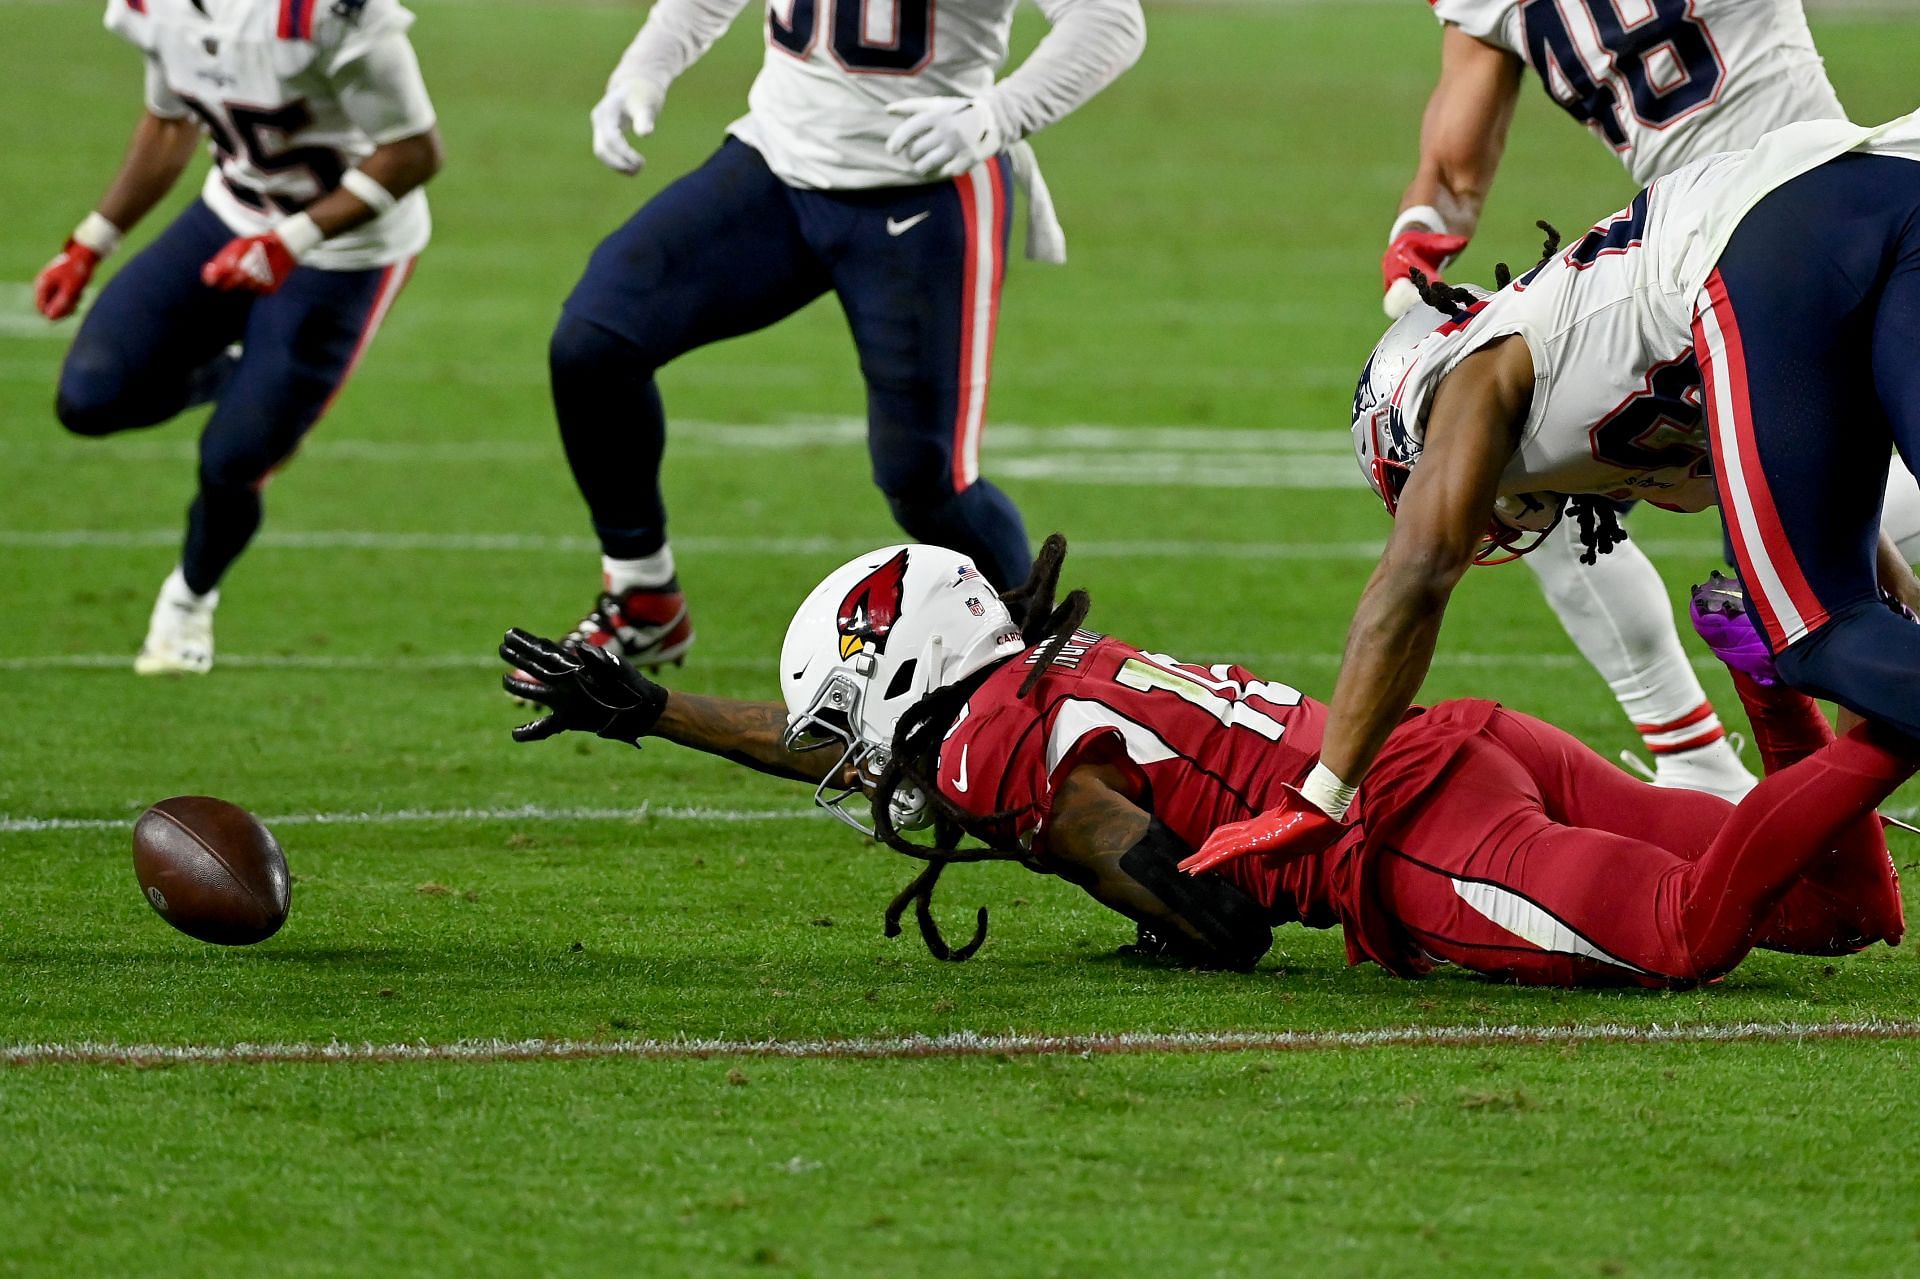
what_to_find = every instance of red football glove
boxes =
[1178,784,1346,876]
[201,232,300,294]
[1382,229,1471,318]
[34,240,101,321]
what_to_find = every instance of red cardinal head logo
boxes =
[836,549,910,660]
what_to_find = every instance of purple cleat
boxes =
[1690,570,1779,687]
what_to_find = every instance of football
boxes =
[132,796,291,945]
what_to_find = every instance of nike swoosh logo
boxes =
[886,211,931,237]
[953,743,970,793]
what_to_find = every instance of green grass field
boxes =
[6,0,1920,1273]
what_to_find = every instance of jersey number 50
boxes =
[1520,0,1725,150]
[770,0,933,73]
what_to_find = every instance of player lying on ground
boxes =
[1374,0,1879,802]
[525,0,1143,673]
[500,537,1908,986]
[1216,109,1920,882]
[34,0,442,675]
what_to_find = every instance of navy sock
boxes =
[550,313,669,560]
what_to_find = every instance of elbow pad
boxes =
[1117,819,1273,970]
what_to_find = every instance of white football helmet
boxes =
[1350,284,1564,565]
[780,545,1026,833]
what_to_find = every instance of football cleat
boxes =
[1619,734,1757,803]
[1689,569,1779,686]
[508,584,692,704]
[133,570,217,675]
[566,583,694,668]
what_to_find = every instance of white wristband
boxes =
[340,168,399,216]
[1299,761,1357,822]
[73,212,124,258]
[1389,204,1448,243]
[274,212,324,260]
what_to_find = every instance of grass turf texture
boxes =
[4,0,1920,1272]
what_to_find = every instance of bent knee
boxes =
[55,375,138,436]
[550,311,650,381]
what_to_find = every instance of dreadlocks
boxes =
[1566,496,1629,565]
[864,533,1092,961]
[1408,267,1480,318]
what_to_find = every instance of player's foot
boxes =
[506,583,691,702]
[134,569,218,675]
[1689,569,1780,685]
[1621,734,1757,802]
[567,581,694,668]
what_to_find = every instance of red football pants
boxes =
[1374,709,1908,987]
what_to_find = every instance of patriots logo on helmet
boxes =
[836,548,910,660]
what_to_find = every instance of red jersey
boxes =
[934,631,1499,967]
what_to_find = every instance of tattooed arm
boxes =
[501,627,842,784]
[1039,764,1274,969]
[651,691,842,783]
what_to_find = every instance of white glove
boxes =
[590,78,667,176]
[884,96,1006,181]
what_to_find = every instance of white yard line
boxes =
[0,527,1728,559]
[8,793,1913,836]
[7,1019,1920,1069]
[0,802,818,834]
[0,650,1719,673]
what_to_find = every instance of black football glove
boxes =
[499,627,668,746]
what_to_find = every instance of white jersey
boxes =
[1428,0,1845,185]
[1368,113,1920,515]
[105,0,436,270]
[731,0,1021,189]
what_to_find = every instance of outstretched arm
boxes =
[1317,336,1534,791]
[651,692,840,783]
[500,628,839,784]
[1383,25,1523,317]
[1040,764,1273,969]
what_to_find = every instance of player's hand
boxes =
[201,232,300,294]
[1178,785,1345,876]
[884,96,1005,181]
[34,240,101,321]
[1382,229,1470,319]
[590,78,666,176]
[500,627,668,746]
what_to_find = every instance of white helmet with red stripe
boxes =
[1350,283,1564,564]
[779,545,1026,831]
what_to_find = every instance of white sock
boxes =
[161,566,218,610]
[1522,518,1713,733]
[603,546,675,593]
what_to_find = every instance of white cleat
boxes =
[1619,734,1757,803]
[134,569,218,676]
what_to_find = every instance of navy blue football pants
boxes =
[553,138,1032,589]
[55,200,410,594]
[1697,153,1920,741]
